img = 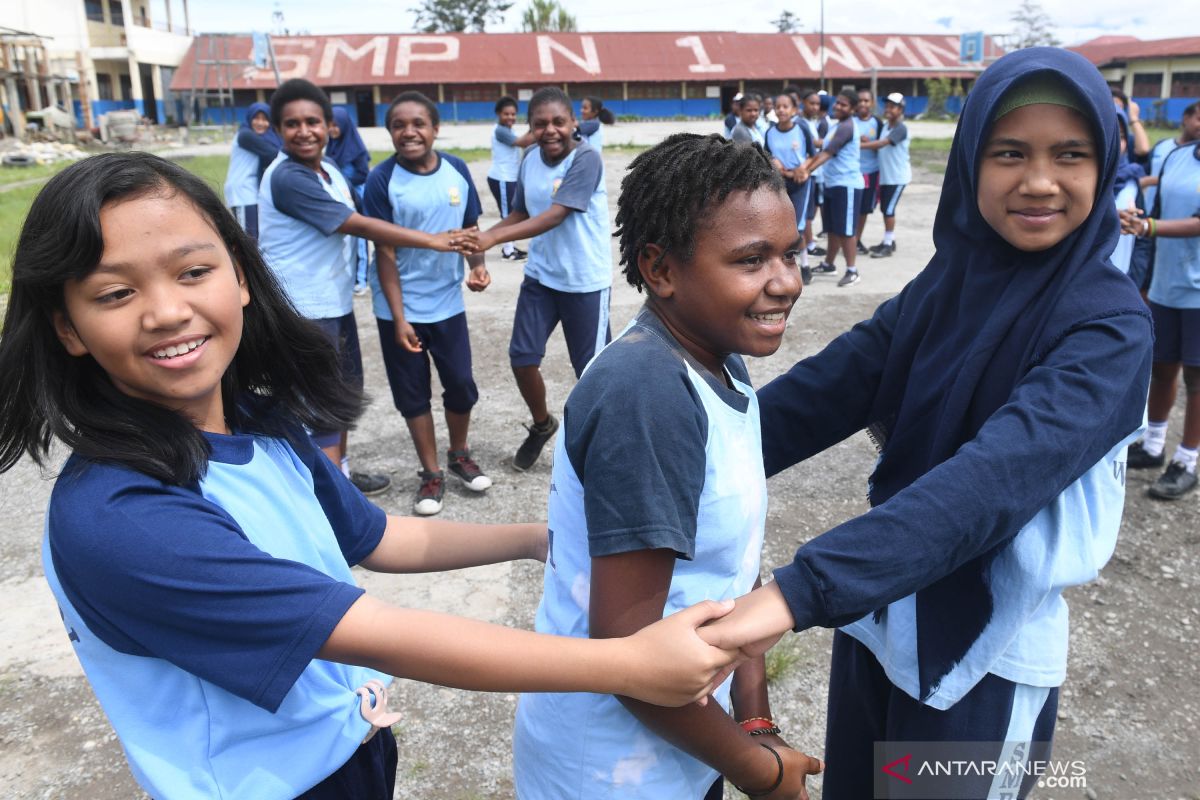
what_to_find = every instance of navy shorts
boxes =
[297,727,397,799]
[807,181,822,222]
[376,312,479,418]
[310,312,364,447]
[880,184,906,217]
[510,276,611,378]
[1149,301,1200,366]
[784,178,813,230]
[487,177,518,219]
[823,631,1057,800]
[824,186,863,238]
[232,204,259,240]
[859,171,881,214]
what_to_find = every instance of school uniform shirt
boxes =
[363,152,482,324]
[764,122,812,172]
[514,307,766,798]
[803,116,829,185]
[730,120,765,146]
[1144,136,1178,212]
[755,115,771,137]
[1111,180,1140,274]
[853,115,882,175]
[224,129,280,208]
[819,118,863,189]
[578,118,604,150]
[43,428,390,800]
[1148,142,1200,309]
[878,120,912,186]
[488,124,523,183]
[513,141,611,293]
[258,153,357,320]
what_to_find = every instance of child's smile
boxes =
[389,101,437,169]
[278,99,328,168]
[531,103,575,162]
[53,193,250,434]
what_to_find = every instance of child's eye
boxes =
[783,250,800,264]
[96,288,133,304]
[990,149,1023,160]
[182,266,213,280]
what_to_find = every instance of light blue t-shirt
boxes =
[43,427,389,800]
[854,115,882,174]
[730,120,765,146]
[878,120,912,186]
[363,152,482,324]
[1110,181,1140,274]
[1148,142,1200,309]
[1144,136,1179,212]
[820,118,863,189]
[488,124,523,182]
[765,122,809,171]
[803,116,827,185]
[514,308,766,798]
[224,134,262,208]
[842,427,1139,709]
[583,121,604,151]
[258,153,357,320]
[513,142,612,293]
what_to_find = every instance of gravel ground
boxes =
[0,143,1196,800]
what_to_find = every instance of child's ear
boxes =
[234,263,251,308]
[637,244,676,299]
[52,310,89,357]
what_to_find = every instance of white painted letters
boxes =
[394,36,460,77]
[675,35,725,73]
[537,35,601,75]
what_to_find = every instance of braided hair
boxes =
[614,133,785,291]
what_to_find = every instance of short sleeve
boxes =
[47,460,368,712]
[512,157,529,215]
[494,125,518,146]
[270,161,354,235]
[887,123,908,145]
[564,333,709,559]
[823,119,853,156]
[552,146,603,212]
[363,160,395,223]
[730,125,753,144]
[444,154,484,228]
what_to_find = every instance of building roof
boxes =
[170,31,1001,91]
[1071,35,1200,66]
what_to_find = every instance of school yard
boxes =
[0,124,1197,799]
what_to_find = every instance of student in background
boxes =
[799,89,828,261]
[326,107,372,295]
[488,96,535,262]
[223,102,280,239]
[859,92,911,258]
[1111,88,1151,161]
[765,92,816,284]
[578,96,614,150]
[1109,110,1145,276]
[853,89,883,256]
[756,91,774,136]
[723,93,744,139]
[799,89,862,286]
[729,93,765,146]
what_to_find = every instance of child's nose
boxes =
[143,289,193,330]
[769,258,804,297]
[1021,162,1059,196]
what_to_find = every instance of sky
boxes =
[184,0,1196,47]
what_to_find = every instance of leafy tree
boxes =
[1010,0,1060,48]
[521,0,576,32]
[411,0,513,33]
[772,10,801,33]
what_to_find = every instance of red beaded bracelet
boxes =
[740,717,778,734]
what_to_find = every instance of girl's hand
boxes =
[766,745,824,800]
[466,265,491,292]
[793,166,809,183]
[472,230,497,254]
[394,319,422,353]
[1118,207,1144,236]
[450,227,480,253]
[426,231,461,252]
[616,599,741,707]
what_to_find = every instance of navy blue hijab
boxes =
[864,48,1150,698]
[326,107,370,186]
[241,101,281,150]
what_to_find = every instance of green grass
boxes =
[0,160,79,187]
[764,641,802,684]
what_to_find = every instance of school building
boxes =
[1070,35,1200,124]
[169,31,1005,127]
[0,0,193,131]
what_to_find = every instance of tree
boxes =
[411,0,513,33]
[1010,0,1060,48]
[771,10,801,33]
[521,0,576,32]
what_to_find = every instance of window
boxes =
[84,0,105,22]
[108,0,124,26]
[1171,72,1200,98]
[96,73,113,100]
[1131,73,1162,97]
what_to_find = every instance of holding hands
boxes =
[1119,205,1145,236]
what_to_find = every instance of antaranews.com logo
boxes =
[873,741,1086,798]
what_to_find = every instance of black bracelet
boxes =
[733,742,785,797]
[748,725,782,737]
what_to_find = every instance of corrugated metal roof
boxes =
[1071,35,1200,66]
[170,31,1000,91]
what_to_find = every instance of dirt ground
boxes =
[0,145,1197,800]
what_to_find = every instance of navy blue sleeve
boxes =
[770,312,1153,631]
[730,124,754,144]
[823,119,854,156]
[362,159,395,222]
[564,333,709,559]
[494,125,518,146]
[553,145,603,212]
[512,156,528,215]
[817,119,829,139]
[270,161,354,236]
[237,128,279,160]
[887,122,908,145]
[444,153,483,228]
[46,461,372,713]
[577,119,600,137]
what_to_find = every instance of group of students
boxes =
[724,85,912,287]
[0,46,1177,799]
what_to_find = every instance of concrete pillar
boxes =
[1162,59,1173,99]
[256,88,265,102]
[150,63,164,123]
[182,0,191,34]
[25,46,44,112]
[1123,71,1134,98]
[165,0,173,33]
[127,54,144,115]
[437,83,444,103]
[622,81,628,101]
[3,78,25,132]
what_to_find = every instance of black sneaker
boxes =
[1127,441,1166,470]
[447,449,492,491]
[816,230,827,239]
[413,470,446,515]
[350,471,391,496]
[837,270,861,287]
[801,265,813,285]
[807,244,826,257]
[856,241,869,255]
[501,247,528,262]
[513,414,559,471]
[870,242,895,258]
[813,262,837,275]
[1147,461,1198,500]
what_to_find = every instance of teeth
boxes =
[153,337,206,360]
[750,312,785,322]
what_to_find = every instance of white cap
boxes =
[885,92,905,106]
[733,92,744,102]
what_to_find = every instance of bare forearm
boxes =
[1152,216,1200,238]
[375,249,406,322]
[361,516,545,573]
[485,206,568,246]
[341,213,439,249]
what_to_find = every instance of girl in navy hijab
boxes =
[326,107,372,291]
[222,101,281,239]
[701,48,1152,798]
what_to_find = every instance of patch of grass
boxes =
[764,641,802,683]
[0,181,46,294]
[0,160,77,187]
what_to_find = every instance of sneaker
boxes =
[353,283,369,296]
[1127,440,1166,470]
[413,470,446,515]
[813,262,837,275]
[837,270,861,287]
[447,449,492,491]
[816,230,827,239]
[513,414,559,471]
[1147,461,1198,500]
[870,242,895,258]
[800,265,813,285]
[350,471,391,496]
[501,247,528,261]
[856,241,869,255]
[807,244,826,257]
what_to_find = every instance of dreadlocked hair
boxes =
[614,133,785,292]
